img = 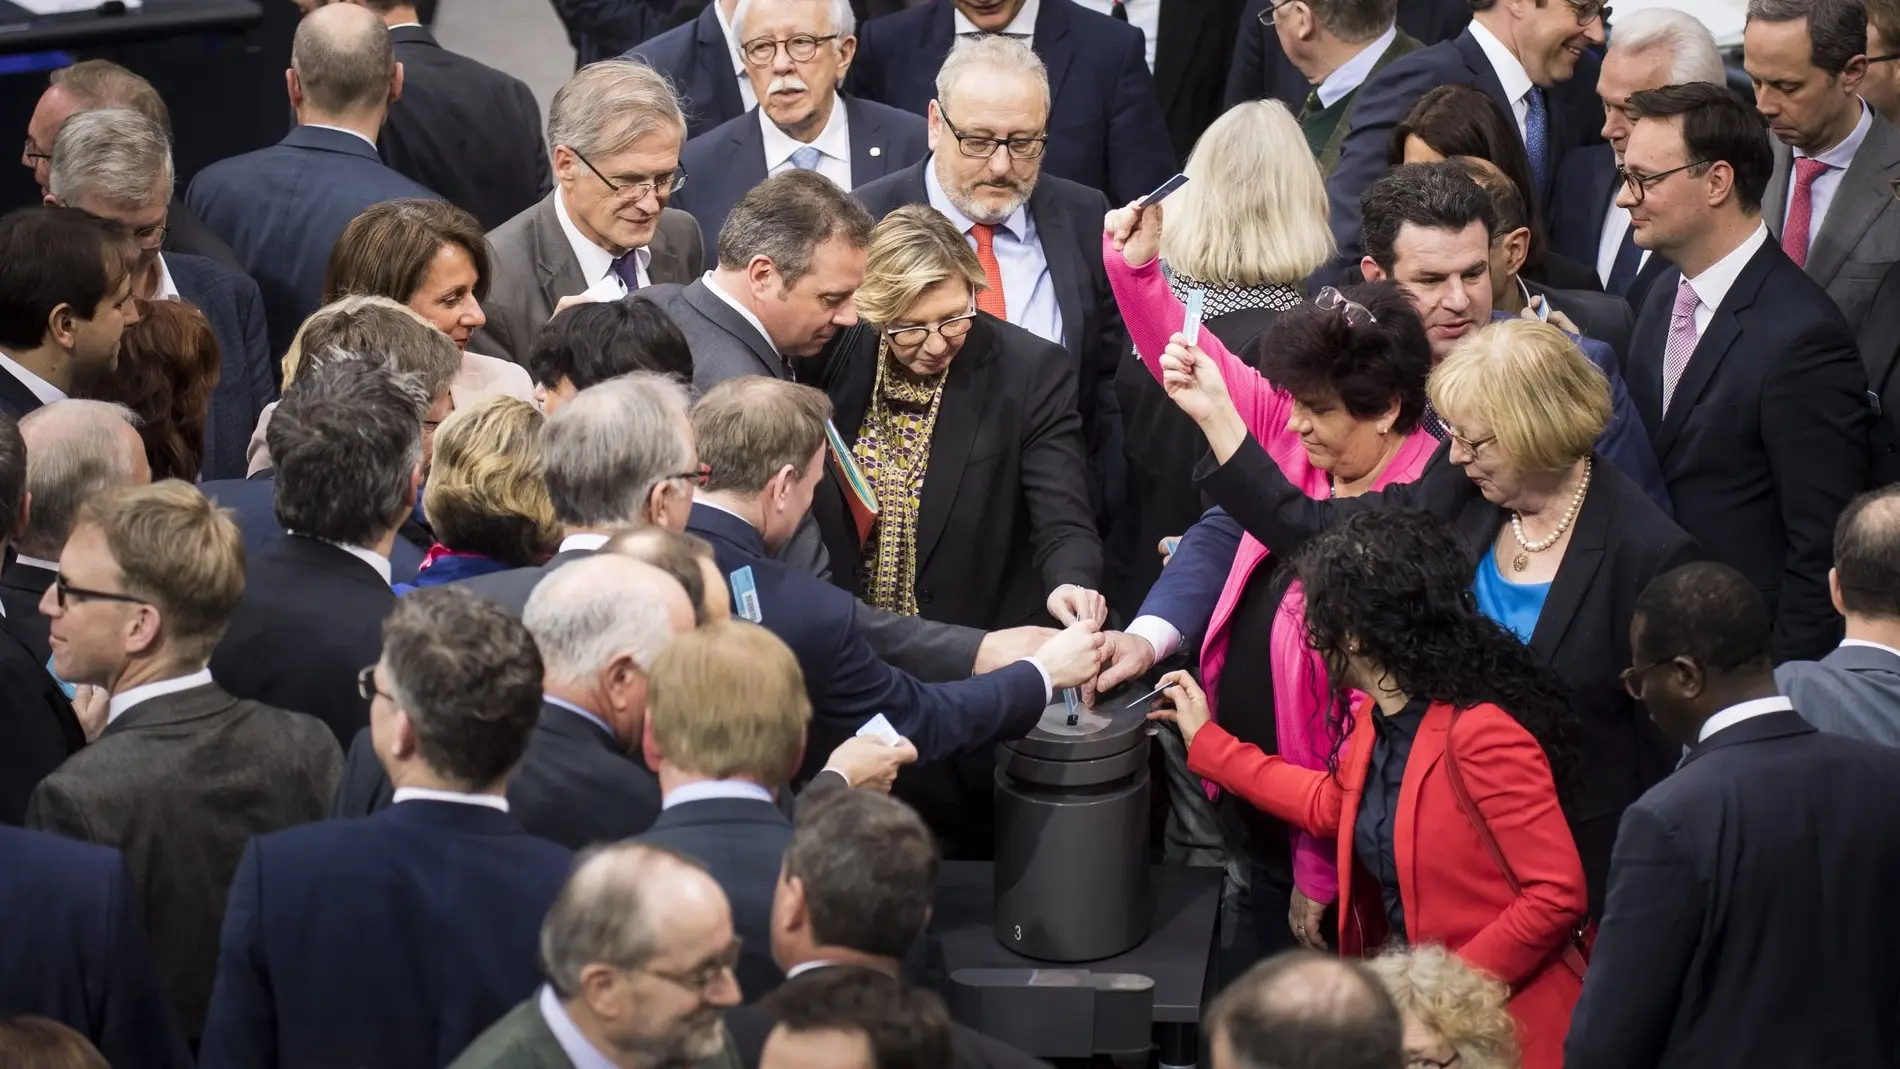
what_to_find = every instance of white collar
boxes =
[1682,223,1769,315]
[758,95,852,171]
[1697,695,1796,743]
[1840,637,1900,659]
[308,538,393,586]
[386,21,424,29]
[924,155,1032,241]
[154,253,179,302]
[785,960,840,980]
[555,187,648,286]
[953,0,1038,37]
[107,668,214,726]
[1466,20,1534,107]
[558,532,611,554]
[702,271,782,355]
[1799,98,1873,169]
[1316,24,1398,109]
[0,354,67,407]
[663,779,775,808]
[713,0,749,76]
[391,785,511,812]
[539,985,619,1069]
[14,553,58,572]
[301,122,379,151]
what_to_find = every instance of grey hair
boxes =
[542,371,693,529]
[290,3,397,116]
[539,842,712,998]
[547,59,687,161]
[733,0,857,45]
[269,356,427,546]
[1306,0,1396,45]
[16,400,143,559]
[934,34,1050,114]
[1611,8,1728,85]
[1746,0,1867,74]
[523,554,680,685]
[714,169,876,283]
[48,108,173,211]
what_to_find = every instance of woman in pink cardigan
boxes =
[1103,202,1440,955]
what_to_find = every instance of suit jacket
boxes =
[197,800,573,1069]
[199,474,425,585]
[846,0,1175,204]
[0,556,54,667]
[725,972,1053,1068]
[673,95,928,253]
[451,995,742,1069]
[185,125,443,364]
[455,546,597,616]
[0,826,190,1069]
[638,797,791,1000]
[1565,709,1900,1069]
[1855,258,1900,438]
[473,193,703,364]
[162,197,243,269]
[1628,239,1870,663]
[0,363,46,421]
[1775,643,1900,748]
[1522,278,1633,370]
[209,534,398,745]
[551,0,674,67]
[0,611,80,826]
[382,25,552,231]
[1762,113,1900,335]
[625,5,748,140]
[1153,0,1248,161]
[1547,143,1674,312]
[1224,0,1469,114]
[167,251,276,480]
[1313,31,1424,176]
[812,317,1101,630]
[24,682,341,1041]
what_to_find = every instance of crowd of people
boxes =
[3,0,1900,1065]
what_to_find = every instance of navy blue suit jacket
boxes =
[1133,505,1242,645]
[626,4,748,140]
[673,95,928,253]
[686,504,1048,775]
[198,801,573,1069]
[185,125,441,365]
[1547,143,1672,311]
[846,0,1175,204]
[200,474,424,585]
[638,796,791,1000]
[0,826,190,1069]
[167,252,276,481]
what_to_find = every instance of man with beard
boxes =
[0,206,139,421]
[450,842,743,1069]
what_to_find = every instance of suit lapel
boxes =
[1394,703,1452,927]
[1527,467,1608,659]
[698,6,745,121]
[1324,33,1423,168]
[843,96,894,184]
[1655,244,1775,458]
[1625,266,1678,438]
[0,364,43,419]
[1033,0,1077,104]
[1454,31,1513,126]
[731,111,770,190]
[1807,118,1900,284]
[915,325,996,568]
[1764,140,1791,238]
[683,279,788,378]
[1029,186,1085,360]
[99,683,231,739]
[531,194,587,316]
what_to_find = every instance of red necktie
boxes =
[971,223,1007,318]
[1781,156,1829,269]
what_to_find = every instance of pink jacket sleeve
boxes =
[1272,581,1342,904]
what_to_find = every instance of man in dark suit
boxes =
[1225,0,1465,117]
[526,295,695,411]
[1236,0,1423,175]
[625,0,754,139]
[46,107,275,480]
[0,826,190,1069]
[550,0,677,67]
[0,207,138,423]
[726,789,1049,1069]
[672,0,928,252]
[1776,485,1900,747]
[198,589,574,1069]
[1622,84,1870,662]
[186,4,441,363]
[1569,562,1900,1069]
[1858,258,1900,440]
[25,481,341,1046]
[846,0,1174,204]
[475,59,703,364]
[210,360,424,745]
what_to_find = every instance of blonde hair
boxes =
[647,621,812,785]
[1366,946,1520,1069]
[280,294,460,402]
[856,205,986,327]
[1428,318,1609,474]
[76,480,245,665]
[423,396,559,566]
[1160,101,1335,286]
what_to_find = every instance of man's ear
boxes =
[1830,567,1847,617]
[286,69,304,112]
[1504,226,1532,278]
[389,60,405,106]
[1360,256,1388,283]
[641,713,662,771]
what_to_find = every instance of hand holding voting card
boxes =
[1138,173,1189,207]
[1181,288,1207,348]
[857,714,903,746]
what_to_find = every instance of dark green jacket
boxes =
[450,997,743,1069]
[1311,30,1426,176]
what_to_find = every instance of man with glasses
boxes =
[1622,82,1869,662]
[452,841,744,1069]
[1257,0,1420,174]
[1863,0,1900,125]
[672,0,926,253]
[25,480,341,1048]
[198,587,575,1069]
[474,59,704,365]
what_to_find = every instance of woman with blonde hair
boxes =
[400,395,559,590]
[1369,946,1522,1069]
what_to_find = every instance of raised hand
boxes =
[1033,620,1108,690]
[1094,630,1158,694]
[1143,669,1211,746]
[1104,200,1163,269]
[1046,584,1108,629]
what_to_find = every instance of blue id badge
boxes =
[729,565,763,623]
[1181,287,1206,347]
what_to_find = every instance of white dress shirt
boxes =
[1466,20,1535,141]
[391,786,511,812]
[662,779,776,809]
[761,96,854,189]
[301,122,379,151]
[923,160,1064,346]
[1594,198,1650,288]
[1680,224,1770,338]
[0,354,66,407]
[1697,694,1796,743]
[558,532,612,554]
[539,985,620,1069]
[702,270,784,355]
[555,187,651,297]
[714,0,761,111]
[153,253,180,301]
[953,0,1039,40]
[1069,0,1157,70]
[785,959,839,980]
[1782,100,1874,257]
[1316,23,1398,109]
[107,668,214,727]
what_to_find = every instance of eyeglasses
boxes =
[1315,286,1375,326]
[21,138,48,165]
[53,574,147,610]
[1439,419,1496,456]
[935,102,1048,160]
[1870,52,1900,63]
[667,463,712,488]
[1257,0,1301,24]
[357,664,394,703]
[130,223,167,251]
[741,33,839,65]
[1407,1055,1463,1069]
[564,145,688,202]
[1561,0,1611,25]
[1620,656,1682,699]
[1616,159,1710,205]
[886,308,977,347]
[641,939,743,995]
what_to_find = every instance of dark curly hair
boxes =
[1295,508,1577,794]
[1245,281,1431,434]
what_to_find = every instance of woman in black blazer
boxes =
[1163,315,1699,915]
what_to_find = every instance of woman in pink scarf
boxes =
[1103,202,1439,952]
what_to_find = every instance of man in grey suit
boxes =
[474,60,705,364]
[25,481,341,1045]
[1777,485,1900,746]
[1750,0,1900,334]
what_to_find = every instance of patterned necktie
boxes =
[1300,86,1322,121]
[1606,221,1643,297]
[1110,0,1128,19]
[789,145,822,172]
[1662,279,1701,413]
[1781,156,1830,269]
[611,249,643,292]
[1523,87,1550,197]
[970,223,1008,318]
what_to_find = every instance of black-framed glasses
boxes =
[886,308,977,347]
[53,574,147,610]
[1407,1054,1463,1069]
[1620,656,1681,698]
[1870,52,1900,63]
[1439,419,1496,456]
[668,463,712,488]
[741,33,839,65]
[1257,0,1301,24]
[357,664,394,703]
[641,938,743,995]
[935,102,1048,160]
[1561,0,1611,25]
[1616,159,1710,205]
[564,145,688,202]
[1315,286,1375,326]
[21,138,48,165]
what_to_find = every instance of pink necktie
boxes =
[1781,156,1830,268]
[1662,280,1701,413]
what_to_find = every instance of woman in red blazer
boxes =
[1149,509,1589,1069]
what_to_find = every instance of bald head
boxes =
[540,841,731,998]
[1206,953,1403,1069]
[17,400,149,560]
[290,3,398,121]
[603,527,727,624]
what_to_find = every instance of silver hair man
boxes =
[17,400,149,561]
[542,371,696,533]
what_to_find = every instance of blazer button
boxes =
[920,591,934,604]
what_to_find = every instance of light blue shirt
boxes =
[543,694,616,741]
[923,157,1065,348]
[662,780,776,809]
[538,985,618,1069]
[1473,546,1551,645]
[1316,23,1398,108]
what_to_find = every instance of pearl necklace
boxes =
[1508,456,1592,572]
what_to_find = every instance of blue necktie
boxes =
[1524,87,1550,197]
[611,250,642,292]
[1605,222,1642,297]
[790,145,822,171]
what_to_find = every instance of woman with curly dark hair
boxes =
[1147,507,1588,1069]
